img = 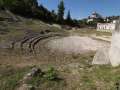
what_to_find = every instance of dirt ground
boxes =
[46,35,109,54]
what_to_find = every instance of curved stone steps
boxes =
[28,35,49,53]
[5,32,65,55]
[20,31,51,52]
[10,33,40,50]
[30,33,64,53]
[31,35,52,52]
[21,35,43,53]
[10,35,31,49]
[20,35,38,50]
[21,34,53,53]
[34,36,61,54]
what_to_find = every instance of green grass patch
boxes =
[27,67,65,89]
[0,66,30,90]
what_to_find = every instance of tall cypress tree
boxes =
[66,10,73,26]
[57,0,65,24]
[66,10,72,22]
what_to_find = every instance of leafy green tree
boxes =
[0,0,16,9]
[57,0,65,24]
[51,10,57,22]
[38,4,53,22]
[72,19,80,27]
[0,0,72,25]
[0,0,4,9]
[6,0,39,17]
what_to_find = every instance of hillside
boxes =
[0,10,67,47]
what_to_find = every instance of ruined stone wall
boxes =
[93,19,120,67]
[97,23,115,32]
[109,19,120,66]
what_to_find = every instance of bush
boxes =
[43,67,57,81]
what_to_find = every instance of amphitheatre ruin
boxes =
[0,0,120,89]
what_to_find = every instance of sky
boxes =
[37,0,120,19]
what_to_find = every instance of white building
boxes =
[97,21,116,32]
[87,11,103,22]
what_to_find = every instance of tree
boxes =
[0,0,68,25]
[57,0,65,24]
[66,10,71,21]
[0,0,16,10]
[0,0,4,9]
[66,10,72,25]
[4,0,39,17]
[51,10,57,22]
[38,4,53,22]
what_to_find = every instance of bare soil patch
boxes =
[46,36,109,54]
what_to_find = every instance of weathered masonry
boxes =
[93,18,120,67]
[97,22,116,32]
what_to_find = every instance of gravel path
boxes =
[46,36,109,54]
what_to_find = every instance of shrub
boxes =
[43,67,57,81]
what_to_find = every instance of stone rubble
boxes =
[18,67,42,90]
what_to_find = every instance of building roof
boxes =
[89,11,103,19]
